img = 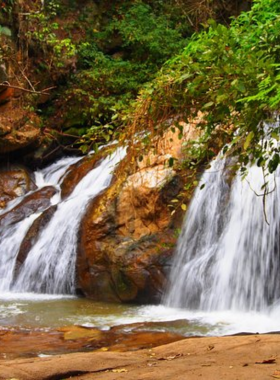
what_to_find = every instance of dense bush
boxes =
[128,0,280,175]
[62,1,188,149]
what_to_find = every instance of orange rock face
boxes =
[76,123,200,303]
[0,100,41,155]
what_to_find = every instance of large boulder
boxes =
[77,171,182,303]
[0,112,41,154]
[77,122,200,303]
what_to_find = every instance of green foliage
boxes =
[130,0,280,174]
[63,1,188,151]
[98,3,186,65]
[0,0,14,14]
[25,0,76,71]
[0,25,11,36]
[65,47,152,145]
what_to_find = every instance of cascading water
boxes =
[165,157,280,312]
[0,215,39,291]
[0,148,126,295]
[0,156,80,293]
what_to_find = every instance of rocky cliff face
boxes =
[76,123,200,303]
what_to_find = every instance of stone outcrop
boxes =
[0,104,41,155]
[77,175,181,303]
[77,122,200,303]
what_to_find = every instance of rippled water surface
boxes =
[1,293,280,337]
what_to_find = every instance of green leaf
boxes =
[236,80,246,93]
[244,131,254,151]
[271,131,279,141]
[268,154,280,173]
[181,204,187,211]
[168,157,174,167]
[0,26,12,36]
[80,145,89,154]
[203,101,214,109]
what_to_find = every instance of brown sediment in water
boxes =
[0,321,186,360]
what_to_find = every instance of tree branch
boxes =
[0,82,56,95]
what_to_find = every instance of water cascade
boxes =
[0,148,126,295]
[165,158,280,312]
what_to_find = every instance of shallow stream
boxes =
[1,293,280,337]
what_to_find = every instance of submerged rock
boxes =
[0,322,185,360]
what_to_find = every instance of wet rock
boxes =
[61,147,115,199]
[77,170,182,303]
[13,205,57,280]
[61,154,100,199]
[0,166,37,209]
[77,122,200,303]
[0,323,185,360]
[110,319,190,333]
[0,186,57,228]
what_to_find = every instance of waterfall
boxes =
[0,156,79,293]
[165,157,280,312]
[0,148,125,295]
[0,215,39,291]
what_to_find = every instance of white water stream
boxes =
[165,156,280,320]
[0,148,126,295]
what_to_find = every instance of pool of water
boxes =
[1,292,280,337]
